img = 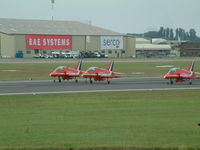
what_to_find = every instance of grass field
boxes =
[0,60,200,81]
[0,90,200,150]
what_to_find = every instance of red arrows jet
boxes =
[82,60,123,84]
[49,60,82,83]
[164,60,200,84]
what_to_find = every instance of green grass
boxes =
[0,60,200,81]
[0,90,200,149]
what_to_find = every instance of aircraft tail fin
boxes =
[107,60,114,72]
[187,60,195,72]
[75,60,82,71]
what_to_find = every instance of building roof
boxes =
[0,18,123,36]
[152,38,167,44]
[136,43,172,51]
[136,38,151,44]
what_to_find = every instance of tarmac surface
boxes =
[1,77,200,95]
[0,57,197,63]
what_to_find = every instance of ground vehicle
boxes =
[80,51,107,58]
[67,51,80,58]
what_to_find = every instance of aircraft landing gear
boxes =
[58,77,61,83]
[106,78,111,84]
[170,79,173,84]
[89,78,93,84]
[189,80,192,85]
[75,79,78,83]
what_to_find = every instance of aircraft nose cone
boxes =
[82,72,90,78]
[81,72,87,78]
[164,74,169,79]
[49,72,56,77]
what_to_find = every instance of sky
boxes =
[0,0,200,35]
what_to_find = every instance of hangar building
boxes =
[180,42,200,56]
[0,18,136,58]
[136,38,172,57]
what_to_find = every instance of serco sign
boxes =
[101,36,123,50]
[26,35,72,49]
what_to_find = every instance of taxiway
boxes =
[1,77,200,95]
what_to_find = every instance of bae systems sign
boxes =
[26,35,72,49]
[101,36,123,50]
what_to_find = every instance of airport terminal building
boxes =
[0,18,136,58]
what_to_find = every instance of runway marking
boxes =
[0,80,51,84]
[0,70,17,72]
[1,87,200,96]
[131,72,144,74]
[156,65,174,68]
[0,86,24,88]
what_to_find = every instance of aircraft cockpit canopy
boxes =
[168,68,180,73]
[86,67,98,72]
[54,66,67,72]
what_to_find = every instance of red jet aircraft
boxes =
[49,60,82,83]
[164,60,200,84]
[82,60,123,84]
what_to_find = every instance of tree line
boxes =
[144,27,200,41]
[130,27,200,42]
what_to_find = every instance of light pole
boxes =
[51,0,55,20]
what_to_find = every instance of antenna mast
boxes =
[51,0,55,20]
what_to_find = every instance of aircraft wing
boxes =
[80,70,85,74]
[92,72,124,78]
[178,72,200,79]
[193,72,200,78]
[111,72,126,78]
[113,71,126,75]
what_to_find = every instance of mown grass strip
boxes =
[0,90,200,149]
[1,61,200,81]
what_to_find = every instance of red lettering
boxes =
[26,35,72,49]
